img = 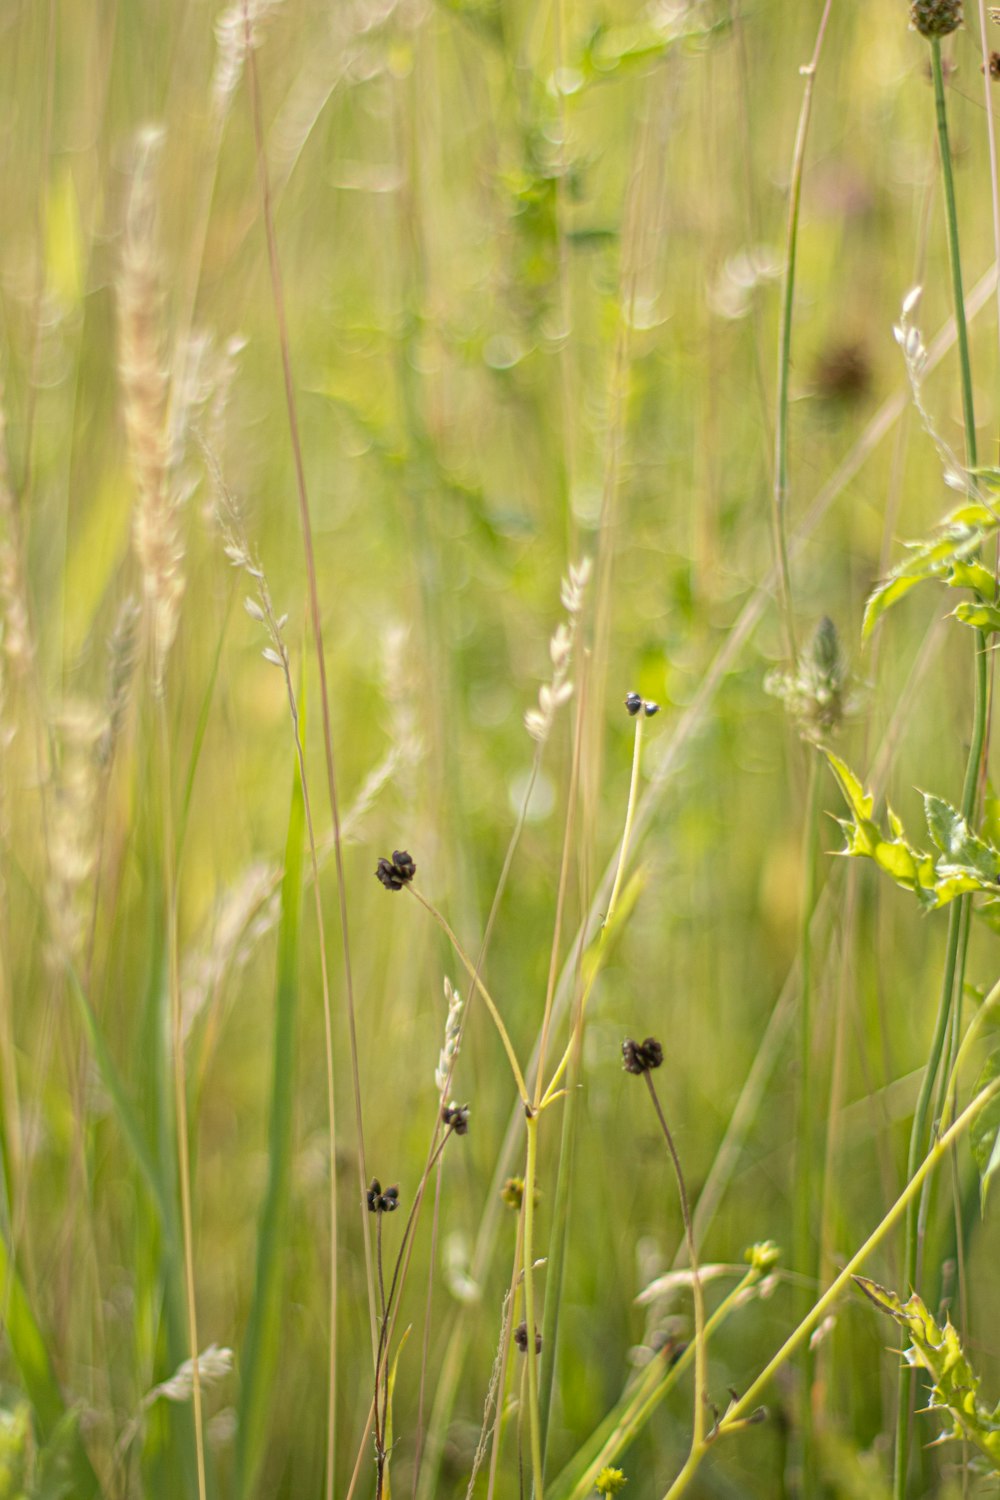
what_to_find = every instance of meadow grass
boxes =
[5,2,1000,1497]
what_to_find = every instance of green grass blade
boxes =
[0,1232,100,1496]
[235,741,306,1498]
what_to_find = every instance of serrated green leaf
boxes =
[924,793,999,877]
[952,601,1000,633]
[971,1050,1000,1214]
[949,560,997,599]
[823,750,873,822]
[854,1278,1000,1468]
[862,502,1000,637]
[862,575,923,639]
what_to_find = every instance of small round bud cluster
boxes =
[910,0,962,36]
[596,1469,629,1497]
[744,1240,781,1275]
[500,1176,537,1211]
[367,1179,400,1214]
[625,691,660,718]
[622,1037,664,1075]
[375,850,416,891]
[514,1321,542,1355]
[442,1101,470,1135]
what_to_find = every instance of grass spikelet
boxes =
[46,700,103,966]
[524,557,591,744]
[0,384,34,678]
[119,128,184,695]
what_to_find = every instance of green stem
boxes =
[643,1075,707,1456]
[550,1271,759,1500]
[523,1111,544,1497]
[793,755,822,1487]
[541,714,644,1108]
[662,1074,1000,1500]
[773,0,833,664]
[895,41,983,1497]
[932,39,977,473]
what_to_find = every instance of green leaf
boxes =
[971,1050,1000,1214]
[235,730,306,1499]
[854,1278,1000,1469]
[862,502,1000,639]
[382,1326,412,1500]
[952,601,1000,633]
[823,750,873,823]
[949,560,998,600]
[0,1240,99,1497]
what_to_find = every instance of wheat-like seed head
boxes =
[119,128,185,697]
[0,382,34,677]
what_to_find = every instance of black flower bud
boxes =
[625,691,643,716]
[622,1037,664,1075]
[442,1101,470,1135]
[375,850,417,891]
[367,1178,400,1213]
[643,700,660,717]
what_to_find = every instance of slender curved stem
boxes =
[522,1111,544,1497]
[662,1073,1000,1500]
[405,887,529,1106]
[541,714,644,1108]
[895,40,984,1497]
[772,0,834,664]
[643,1074,707,1455]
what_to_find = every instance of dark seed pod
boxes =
[375,850,416,890]
[622,1037,664,1075]
[514,1321,542,1355]
[910,0,963,36]
[643,700,660,717]
[625,691,642,716]
[442,1101,471,1136]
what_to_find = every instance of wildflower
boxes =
[375,850,416,891]
[910,0,962,37]
[514,1321,541,1355]
[765,615,850,743]
[596,1469,628,1496]
[366,1179,400,1214]
[622,1037,664,1075]
[500,1176,540,1211]
[442,1101,470,1135]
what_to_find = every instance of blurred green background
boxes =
[2,0,1000,1495]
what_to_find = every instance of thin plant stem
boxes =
[405,886,529,1105]
[522,1109,544,1498]
[551,1269,760,1500]
[642,1072,707,1457]
[158,698,207,1500]
[541,712,644,1108]
[534,664,588,1105]
[772,0,834,665]
[793,753,822,1486]
[895,39,985,1497]
[243,12,377,1407]
[662,1072,1000,1500]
